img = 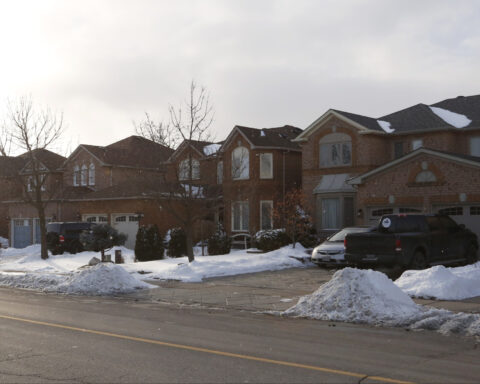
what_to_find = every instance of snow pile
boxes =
[395,263,480,300]
[377,120,394,133]
[0,264,153,295]
[56,263,153,295]
[283,268,423,325]
[203,143,221,156]
[430,106,471,128]
[283,268,480,338]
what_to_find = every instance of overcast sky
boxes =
[0,0,479,153]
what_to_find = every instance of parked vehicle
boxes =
[345,214,479,269]
[0,236,8,249]
[311,226,372,267]
[46,222,93,255]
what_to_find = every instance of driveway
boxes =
[130,266,480,314]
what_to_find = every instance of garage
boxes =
[434,205,480,241]
[112,214,139,249]
[82,214,108,224]
[13,219,32,248]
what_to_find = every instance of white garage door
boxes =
[435,205,480,240]
[112,214,139,249]
[82,214,108,224]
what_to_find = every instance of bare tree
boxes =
[148,81,216,262]
[0,124,12,156]
[133,112,180,149]
[3,97,64,259]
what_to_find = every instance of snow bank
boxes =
[430,106,471,128]
[395,263,480,300]
[284,268,480,338]
[203,143,221,156]
[0,264,153,295]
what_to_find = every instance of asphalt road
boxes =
[0,287,479,383]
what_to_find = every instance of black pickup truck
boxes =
[345,214,478,269]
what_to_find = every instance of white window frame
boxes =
[260,200,273,230]
[231,201,249,232]
[412,139,423,150]
[88,163,95,186]
[81,164,87,186]
[259,153,273,179]
[319,133,352,168]
[179,158,200,181]
[73,165,79,186]
[470,136,480,157]
[232,146,250,180]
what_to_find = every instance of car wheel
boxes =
[410,251,427,270]
[465,245,478,265]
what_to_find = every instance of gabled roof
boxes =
[168,139,220,161]
[0,156,25,177]
[221,125,302,151]
[66,136,174,169]
[19,149,66,172]
[348,147,480,185]
[295,94,480,141]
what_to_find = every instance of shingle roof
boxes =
[18,149,66,171]
[235,125,302,150]
[331,110,384,132]
[431,95,480,128]
[0,156,25,177]
[82,136,174,169]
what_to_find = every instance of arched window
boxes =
[319,133,352,167]
[179,158,200,180]
[73,165,79,186]
[88,163,95,186]
[232,146,249,179]
[415,170,436,183]
[81,164,87,186]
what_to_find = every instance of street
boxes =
[0,287,479,383]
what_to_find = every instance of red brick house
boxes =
[219,125,303,236]
[294,94,480,239]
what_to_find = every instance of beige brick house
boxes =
[294,94,480,239]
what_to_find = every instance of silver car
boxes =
[311,227,372,267]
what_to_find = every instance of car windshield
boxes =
[328,227,370,242]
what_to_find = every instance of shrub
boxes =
[135,225,164,261]
[297,226,318,249]
[80,224,126,258]
[254,229,291,252]
[165,227,187,258]
[207,225,231,255]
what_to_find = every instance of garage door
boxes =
[112,214,139,249]
[435,205,480,240]
[82,214,108,224]
[13,219,32,249]
[367,207,422,225]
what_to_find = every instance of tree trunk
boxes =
[186,226,195,263]
[38,207,49,260]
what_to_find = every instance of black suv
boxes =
[46,222,93,255]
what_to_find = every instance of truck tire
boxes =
[465,245,478,265]
[410,250,427,270]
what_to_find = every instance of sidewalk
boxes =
[129,267,480,314]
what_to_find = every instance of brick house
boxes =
[219,125,303,237]
[293,94,480,239]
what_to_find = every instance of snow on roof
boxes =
[429,106,472,129]
[203,143,221,156]
[260,130,266,137]
[377,120,395,133]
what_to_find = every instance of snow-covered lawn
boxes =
[0,244,310,294]
[284,268,480,338]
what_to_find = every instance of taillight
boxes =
[395,238,402,252]
[59,235,65,243]
[344,237,347,248]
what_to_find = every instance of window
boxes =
[321,198,340,229]
[179,158,200,180]
[438,207,463,216]
[115,216,126,222]
[371,208,394,217]
[470,206,480,215]
[73,165,79,186]
[394,141,404,159]
[217,161,223,184]
[232,201,249,231]
[319,133,352,167]
[259,153,273,179]
[412,139,423,150]
[260,201,273,230]
[27,176,33,192]
[232,147,249,179]
[86,217,97,223]
[470,137,480,156]
[415,171,436,183]
[27,175,46,191]
[88,163,95,186]
[81,165,87,186]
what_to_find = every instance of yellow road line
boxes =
[0,314,414,384]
